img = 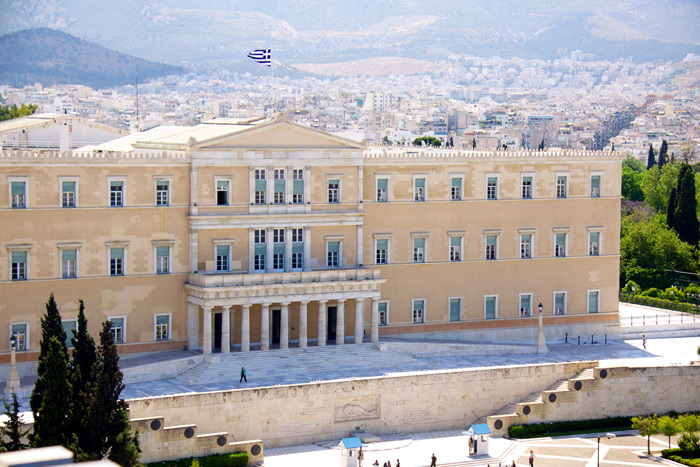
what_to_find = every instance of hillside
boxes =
[0,28,183,88]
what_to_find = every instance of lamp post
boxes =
[597,433,616,466]
[5,335,21,397]
[536,302,548,354]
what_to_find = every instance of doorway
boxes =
[214,312,222,352]
[272,309,281,345]
[327,306,337,342]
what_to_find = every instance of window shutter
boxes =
[62,181,75,192]
[11,251,27,263]
[274,179,285,192]
[216,245,229,257]
[591,176,600,190]
[485,297,496,319]
[555,294,565,311]
[377,179,388,190]
[486,236,497,246]
[449,299,460,321]
[376,239,387,250]
[414,178,425,188]
[520,295,530,310]
[523,176,532,184]
[156,246,169,257]
[62,249,76,261]
[255,179,266,191]
[293,179,304,194]
[450,237,461,247]
[328,242,340,253]
[414,237,425,249]
[451,178,461,187]
[110,248,124,260]
[11,182,25,195]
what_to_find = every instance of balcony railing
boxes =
[187,267,381,288]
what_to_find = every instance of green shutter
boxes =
[523,176,532,184]
[255,179,266,191]
[293,179,304,194]
[520,295,530,310]
[450,237,461,247]
[11,251,27,263]
[588,292,598,313]
[414,300,424,312]
[328,242,339,254]
[591,175,600,190]
[555,294,565,310]
[62,249,76,261]
[486,235,497,246]
[488,177,497,184]
[110,248,124,260]
[156,246,169,257]
[556,233,566,247]
[451,178,461,187]
[156,315,169,325]
[62,181,75,192]
[254,244,266,255]
[414,237,425,249]
[274,243,285,254]
[216,245,229,257]
[414,178,425,188]
[378,302,387,313]
[376,239,387,250]
[217,180,228,190]
[11,182,25,196]
[11,324,25,335]
[522,234,531,243]
[328,179,339,186]
[557,175,566,183]
[449,298,460,321]
[590,232,599,244]
[274,179,285,193]
[63,321,77,347]
[485,297,496,319]
[292,242,304,253]
[377,179,388,190]
[110,180,123,188]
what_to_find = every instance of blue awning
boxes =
[464,424,492,435]
[339,437,363,449]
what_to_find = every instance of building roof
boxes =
[339,437,363,449]
[0,113,126,136]
[465,424,492,435]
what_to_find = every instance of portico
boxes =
[185,268,384,354]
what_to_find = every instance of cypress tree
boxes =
[667,187,677,230]
[30,294,71,447]
[674,164,700,245]
[472,138,476,149]
[0,393,29,451]
[658,139,668,169]
[647,143,656,169]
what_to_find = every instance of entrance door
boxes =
[327,306,337,342]
[214,312,222,352]
[272,309,281,345]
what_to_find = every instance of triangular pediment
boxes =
[196,120,364,150]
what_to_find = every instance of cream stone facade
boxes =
[0,117,622,359]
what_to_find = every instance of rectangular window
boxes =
[62,181,76,208]
[216,245,230,272]
[449,298,461,322]
[327,241,340,267]
[62,249,77,278]
[273,228,285,243]
[522,176,532,199]
[11,181,26,208]
[378,301,388,326]
[254,229,266,271]
[11,251,27,280]
[110,181,124,207]
[109,317,124,343]
[556,175,567,198]
[413,237,425,263]
[412,299,425,324]
[414,178,425,201]
[273,253,285,270]
[156,246,170,274]
[554,292,566,315]
[555,233,567,257]
[156,180,169,206]
[520,294,532,317]
[273,228,285,271]
[110,248,124,276]
[255,169,266,205]
[216,180,229,206]
[292,169,304,204]
[292,228,303,270]
[11,324,27,351]
[449,236,461,262]
[588,291,599,314]
[591,175,601,198]
[155,315,169,341]
[451,177,462,201]
[63,320,77,348]
[291,228,303,243]
[589,231,600,256]
[375,239,388,264]
[377,178,388,202]
[484,296,497,319]
[328,179,339,204]
[520,234,532,259]
[485,235,497,260]
[292,252,303,270]
[273,169,285,204]
[487,177,498,200]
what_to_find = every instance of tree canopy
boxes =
[0,104,37,122]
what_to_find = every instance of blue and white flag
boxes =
[247,49,271,67]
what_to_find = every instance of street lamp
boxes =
[597,433,616,466]
[536,302,548,353]
[5,335,20,397]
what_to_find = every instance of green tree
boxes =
[0,104,38,122]
[413,136,441,147]
[472,138,476,149]
[658,139,668,169]
[538,139,545,150]
[674,164,700,245]
[622,166,644,201]
[647,143,656,169]
[641,163,681,213]
[632,414,658,454]
[623,155,646,173]
[30,294,71,447]
[0,393,29,451]
[666,187,677,229]
[93,321,140,466]
[658,415,682,449]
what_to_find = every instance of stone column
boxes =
[241,305,250,352]
[248,228,255,273]
[187,303,200,350]
[221,306,232,354]
[280,302,290,349]
[266,228,274,273]
[357,225,364,266]
[202,306,213,354]
[336,299,346,345]
[190,229,199,273]
[261,303,270,350]
[371,298,379,343]
[304,227,312,272]
[317,299,327,347]
[285,227,293,272]
[299,301,309,349]
[354,298,364,344]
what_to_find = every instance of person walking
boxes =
[529,450,535,467]
[358,447,364,467]
[430,453,437,467]
[642,334,647,350]
[240,366,247,383]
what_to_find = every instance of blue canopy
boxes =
[465,424,492,435]
[339,437,363,449]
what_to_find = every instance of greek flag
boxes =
[247,49,271,66]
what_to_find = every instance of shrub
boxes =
[508,416,632,438]
[147,452,248,467]
[679,432,700,454]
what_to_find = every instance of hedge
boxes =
[508,416,632,438]
[662,448,700,467]
[146,452,248,467]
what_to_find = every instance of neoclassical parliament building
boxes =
[0,116,622,359]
